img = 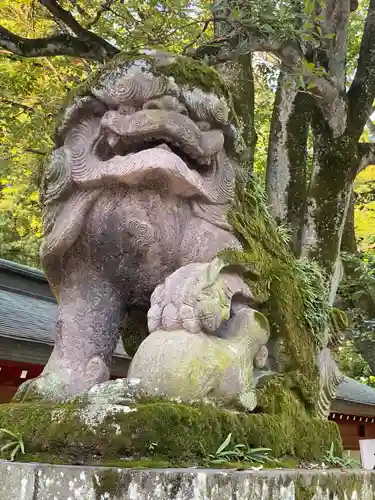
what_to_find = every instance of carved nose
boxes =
[143,96,187,115]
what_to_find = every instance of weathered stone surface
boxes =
[11,51,346,466]
[128,259,270,410]
[0,460,36,500]
[15,52,246,403]
[1,462,374,499]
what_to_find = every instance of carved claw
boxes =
[147,258,254,335]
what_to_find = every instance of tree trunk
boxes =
[238,54,257,172]
[300,109,359,288]
[341,192,357,253]
[266,72,312,254]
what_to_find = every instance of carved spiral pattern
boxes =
[42,148,72,205]
[206,154,235,205]
[100,74,168,106]
[181,88,229,124]
[65,118,101,184]
[128,219,155,251]
[56,96,107,146]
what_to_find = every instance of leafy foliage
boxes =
[354,165,375,252]
[322,442,360,469]
[0,428,25,462]
[0,1,96,266]
[206,432,279,466]
[335,252,375,381]
[334,339,374,385]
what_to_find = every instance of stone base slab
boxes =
[1,461,375,499]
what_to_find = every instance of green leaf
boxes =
[0,441,18,453]
[10,443,21,462]
[248,448,273,453]
[216,433,232,454]
[0,429,20,440]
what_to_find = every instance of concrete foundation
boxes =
[1,461,375,499]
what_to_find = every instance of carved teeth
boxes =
[99,130,213,168]
[107,132,119,148]
[156,143,172,152]
[197,156,210,165]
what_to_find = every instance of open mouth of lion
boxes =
[92,109,224,178]
[94,137,214,177]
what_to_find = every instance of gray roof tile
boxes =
[335,376,375,406]
[0,289,129,359]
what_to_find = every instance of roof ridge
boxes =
[0,259,47,281]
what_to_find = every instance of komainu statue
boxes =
[14,51,346,425]
[14,51,269,405]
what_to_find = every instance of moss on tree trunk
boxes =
[301,112,359,282]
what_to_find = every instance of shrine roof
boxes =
[335,376,375,407]
[0,258,129,360]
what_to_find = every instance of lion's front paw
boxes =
[147,258,253,335]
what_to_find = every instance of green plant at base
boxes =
[206,432,280,466]
[0,428,25,461]
[322,442,360,469]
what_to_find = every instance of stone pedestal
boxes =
[1,461,374,499]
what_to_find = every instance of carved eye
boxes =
[178,105,188,115]
[196,121,211,131]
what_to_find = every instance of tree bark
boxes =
[266,72,312,254]
[300,110,359,284]
[238,54,257,172]
[341,192,357,253]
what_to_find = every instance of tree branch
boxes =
[347,0,375,137]
[39,0,118,56]
[321,0,350,89]
[199,23,345,137]
[1,148,47,162]
[358,142,375,172]
[0,25,118,61]
[86,0,118,29]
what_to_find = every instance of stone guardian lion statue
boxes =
[14,51,270,406]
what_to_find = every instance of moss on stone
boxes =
[54,50,248,160]
[219,176,333,417]
[0,399,341,464]
[253,310,270,333]
[328,306,348,347]
[58,50,237,124]
[153,57,230,99]
[93,469,123,500]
